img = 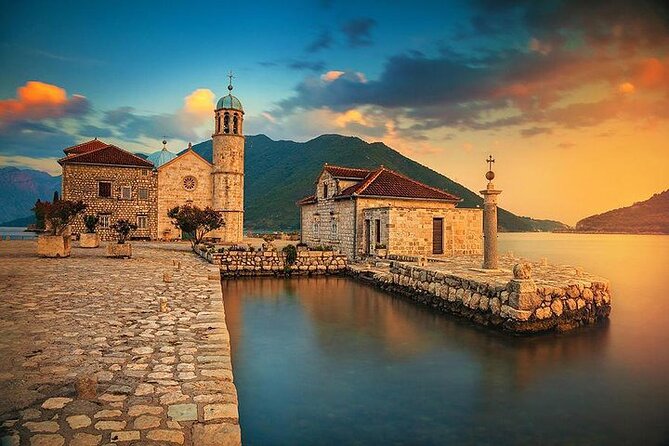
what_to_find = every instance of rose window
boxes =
[183,176,197,191]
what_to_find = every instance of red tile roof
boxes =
[323,164,371,180]
[59,144,154,168]
[302,164,461,203]
[63,138,109,155]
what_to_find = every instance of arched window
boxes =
[223,113,230,134]
[233,115,239,134]
[216,115,221,133]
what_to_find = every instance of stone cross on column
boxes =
[480,155,502,269]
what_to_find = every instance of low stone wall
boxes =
[350,261,611,334]
[195,248,347,276]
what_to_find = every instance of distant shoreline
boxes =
[552,229,669,235]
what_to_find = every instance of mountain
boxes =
[190,134,567,232]
[575,190,669,234]
[0,167,61,226]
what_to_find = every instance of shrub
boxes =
[282,244,298,265]
[168,205,224,249]
[38,200,87,236]
[32,199,48,231]
[111,219,137,244]
[83,215,100,233]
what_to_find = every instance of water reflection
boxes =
[222,234,669,445]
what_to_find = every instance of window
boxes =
[375,219,381,244]
[233,115,239,134]
[138,188,149,200]
[137,215,148,229]
[141,170,148,176]
[313,220,319,235]
[216,115,221,133]
[183,176,197,191]
[223,113,230,134]
[99,214,111,228]
[120,186,132,200]
[98,182,112,198]
[331,220,338,235]
[432,218,444,255]
[323,183,328,198]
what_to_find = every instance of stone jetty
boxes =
[349,254,611,333]
[0,241,240,446]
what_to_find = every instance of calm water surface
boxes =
[223,233,669,445]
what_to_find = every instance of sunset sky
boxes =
[1,0,667,225]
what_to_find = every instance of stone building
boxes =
[58,81,245,243]
[298,165,483,259]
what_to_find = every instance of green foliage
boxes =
[32,199,48,230]
[168,205,225,248]
[188,135,567,232]
[282,244,298,265]
[83,214,100,233]
[111,219,137,244]
[39,200,87,235]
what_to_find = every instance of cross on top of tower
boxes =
[486,155,495,171]
[227,71,234,92]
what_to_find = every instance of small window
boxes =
[323,183,328,198]
[120,186,132,200]
[183,176,197,191]
[141,170,148,176]
[217,115,221,133]
[137,215,148,229]
[332,220,338,235]
[233,115,239,134]
[313,220,319,234]
[98,182,112,198]
[99,214,111,228]
[223,113,230,134]
[375,219,381,244]
[138,188,149,200]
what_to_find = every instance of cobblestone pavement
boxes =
[0,241,240,446]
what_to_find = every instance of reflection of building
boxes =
[59,80,245,242]
[298,165,483,259]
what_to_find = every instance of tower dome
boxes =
[216,77,243,111]
[146,140,177,168]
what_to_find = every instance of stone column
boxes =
[480,179,502,269]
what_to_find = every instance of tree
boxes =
[167,205,224,248]
[53,190,60,202]
[83,215,100,233]
[110,219,137,244]
[32,199,48,230]
[42,200,87,236]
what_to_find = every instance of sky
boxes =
[0,0,668,225]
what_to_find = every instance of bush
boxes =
[168,205,224,249]
[36,200,87,235]
[111,219,137,244]
[282,244,298,265]
[83,215,100,233]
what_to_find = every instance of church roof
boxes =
[216,94,243,111]
[298,164,461,204]
[58,144,154,168]
[63,138,109,155]
[146,148,177,168]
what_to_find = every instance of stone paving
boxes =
[0,241,240,446]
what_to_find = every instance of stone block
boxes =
[508,291,542,311]
[79,233,99,248]
[192,422,241,446]
[500,305,532,321]
[37,235,71,258]
[106,243,132,258]
[508,279,537,294]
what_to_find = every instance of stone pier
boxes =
[0,241,240,446]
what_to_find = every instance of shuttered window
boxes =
[432,218,444,254]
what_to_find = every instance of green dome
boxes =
[216,94,243,111]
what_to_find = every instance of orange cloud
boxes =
[183,88,215,118]
[0,81,88,125]
[618,82,635,94]
[322,71,345,82]
[634,58,667,89]
[335,109,369,127]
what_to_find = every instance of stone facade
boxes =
[157,150,214,240]
[300,169,483,259]
[62,163,157,241]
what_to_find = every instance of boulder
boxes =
[513,262,532,279]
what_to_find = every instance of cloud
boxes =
[520,127,553,137]
[183,88,216,118]
[260,59,325,72]
[334,109,369,127]
[305,31,332,53]
[341,18,376,47]
[0,81,89,129]
[0,155,61,175]
[618,82,635,94]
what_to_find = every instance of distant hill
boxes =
[190,134,567,232]
[0,167,61,225]
[576,190,669,234]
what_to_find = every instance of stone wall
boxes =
[195,248,347,276]
[350,261,611,333]
[62,164,157,241]
[211,131,244,243]
[157,151,213,240]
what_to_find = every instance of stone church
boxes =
[59,82,245,242]
[298,165,483,259]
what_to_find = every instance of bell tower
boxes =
[211,73,244,243]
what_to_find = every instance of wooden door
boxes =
[432,218,444,254]
[364,220,371,255]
